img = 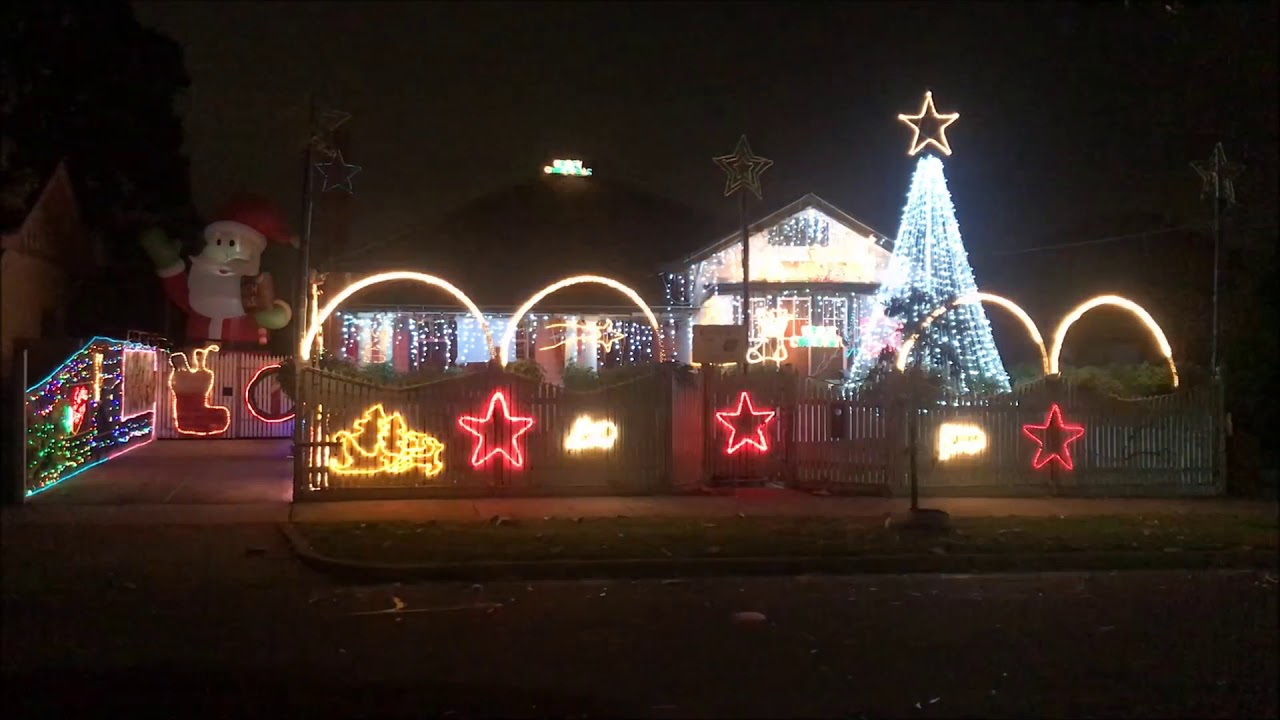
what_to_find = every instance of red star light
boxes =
[715,391,777,455]
[1021,404,1086,471]
[458,390,535,468]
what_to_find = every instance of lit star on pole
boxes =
[898,90,960,157]
[713,135,773,199]
[315,151,362,193]
[1021,404,1086,471]
[1191,142,1244,206]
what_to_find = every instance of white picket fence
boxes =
[154,348,294,439]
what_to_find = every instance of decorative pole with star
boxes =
[713,135,772,373]
[1191,142,1242,376]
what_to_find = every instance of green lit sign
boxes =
[543,159,592,177]
[793,325,842,348]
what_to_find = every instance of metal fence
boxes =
[154,347,293,439]
[289,362,1225,500]
[738,374,1225,497]
[295,365,682,500]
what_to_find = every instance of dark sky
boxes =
[133,0,1277,274]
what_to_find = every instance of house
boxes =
[323,163,895,382]
[660,193,893,377]
[1,160,97,380]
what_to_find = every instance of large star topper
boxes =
[1191,142,1244,206]
[713,135,773,199]
[715,391,777,455]
[898,91,960,157]
[315,151,362,193]
[457,390,536,468]
[1021,404,1086,471]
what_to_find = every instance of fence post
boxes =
[292,360,306,501]
[4,347,29,504]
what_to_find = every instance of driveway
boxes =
[28,440,293,505]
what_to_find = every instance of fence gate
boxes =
[155,348,293,439]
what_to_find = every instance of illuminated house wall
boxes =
[329,194,890,380]
[662,194,894,373]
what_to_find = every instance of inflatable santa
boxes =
[140,194,294,346]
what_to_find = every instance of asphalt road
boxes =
[3,523,1276,718]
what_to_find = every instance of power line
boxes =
[988,224,1203,256]
[987,219,1277,257]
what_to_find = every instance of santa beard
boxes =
[189,265,247,320]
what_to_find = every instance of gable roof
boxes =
[339,174,717,308]
[665,193,893,270]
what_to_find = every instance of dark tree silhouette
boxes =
[2,1,196,334]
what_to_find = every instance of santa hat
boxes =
[204,194,295,252]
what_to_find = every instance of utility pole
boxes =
[713,135,772,374]
[292,93,318,488]
[1192,142,1242,377]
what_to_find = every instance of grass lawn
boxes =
[294,514,1279,566]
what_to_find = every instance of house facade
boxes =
[327,177,895,382]
[1,161,96,379]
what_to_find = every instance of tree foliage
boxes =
[2,2,197,336]
[1,1,195,233]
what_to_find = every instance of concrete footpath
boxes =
[3,490,1275,526]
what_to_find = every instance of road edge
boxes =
[279,523,1279,583]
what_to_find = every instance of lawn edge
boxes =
[279,523,1279,583]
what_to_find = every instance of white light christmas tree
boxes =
[852,153,1011,395]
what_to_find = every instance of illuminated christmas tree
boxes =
[852,93,1010,394]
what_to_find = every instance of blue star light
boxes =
[315,151,362,193]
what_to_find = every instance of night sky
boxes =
[133,0,1277,321]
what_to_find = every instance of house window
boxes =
[778,296,812,333]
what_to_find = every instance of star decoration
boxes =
[715,391,777,455]
[1021,404,1086,471]
[315,151,362,193]
[309,108,351,156]
[898,91,960,157]
[713,135,773,199]
[457,390,536,468]
[1191,142,1244,206]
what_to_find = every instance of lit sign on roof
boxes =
[543,159,593,177]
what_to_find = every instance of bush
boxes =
[1059,362,1175,398]
[278,354,470,399]
[562,362,666,392]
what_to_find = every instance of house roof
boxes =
[340,173,718,308]
[0,159,65,235]
[665,192,894,271]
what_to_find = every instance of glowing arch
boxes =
[1048,294,1179,388]
[896,292,1049,374]
[499,275,665,366]
[301,271,493,361]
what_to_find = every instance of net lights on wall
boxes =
[24,338,156,497]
